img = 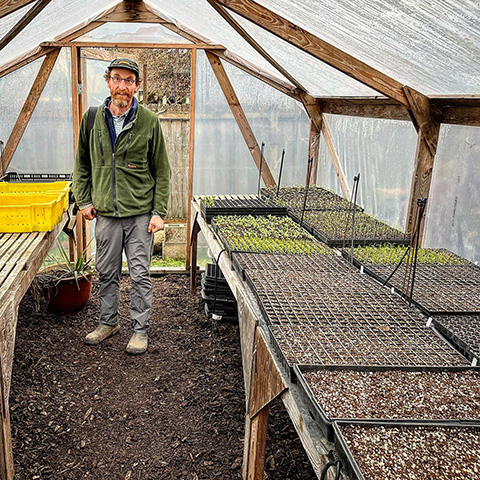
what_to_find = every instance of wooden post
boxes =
[185,48,197,269]
[1,49,60,175]
[321,116,351,199]
[246,406,269,480]
[0,305,13,480]
[403,86,441,241]
[205,51,276,187]
[190,215,200,293]
[244,329,286,479]
[307,119,320,184]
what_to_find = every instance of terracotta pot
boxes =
[48,274,93,314]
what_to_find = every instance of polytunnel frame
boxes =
[0,1,479,479]
[1,0,479,248]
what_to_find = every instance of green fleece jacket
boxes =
[72,104,170,218]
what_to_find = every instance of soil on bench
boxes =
[11,274,316,479]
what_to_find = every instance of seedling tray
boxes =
[333,421,480,480]
[199,195,287,223]
[260,186,364,212]
[343,250,480,316]
[293,364,480,442]
[246,268,469,368]
[0,172,72,183]
[432,315,480,363]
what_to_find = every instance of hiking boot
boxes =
[85,324,121,345]
[126,333,148,355]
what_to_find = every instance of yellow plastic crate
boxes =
[0,181,69,196]
[0,191,68,232]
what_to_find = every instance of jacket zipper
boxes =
[122,132,133,166]
[98,131,105,166]
[112,152,118,216]
[111,121,134,217]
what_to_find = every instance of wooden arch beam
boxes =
[0,0,52,52]
[403,86,441,241]
[216,0,410,106]
[0,0,35,19]
[206,52,276,187]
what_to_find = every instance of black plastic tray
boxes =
[333,420,480,480]
[432,318,479,364]
[199,196,287,223]
[342,250,480,317]
[293,364,480,443]
[0,172,72,182]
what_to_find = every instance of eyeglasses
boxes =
[109,75,136,86]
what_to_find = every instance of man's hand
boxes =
[80,205,97,220]
[148,216,164,233]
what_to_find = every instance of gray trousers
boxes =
[95,214,154,334]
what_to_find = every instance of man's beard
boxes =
[112,95,130,108]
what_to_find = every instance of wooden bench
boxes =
[0,213,67,479]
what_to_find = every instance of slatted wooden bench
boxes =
[0,213,67,479]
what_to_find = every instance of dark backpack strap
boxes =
[86,106,98,138]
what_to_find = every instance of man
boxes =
[72,58,170,355]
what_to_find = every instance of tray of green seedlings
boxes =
[198,194,287,223]
[246,268,469,380]
[344,246,480,315]
[333,421,480,480]
[298,210,410,247]
[211,215,330,257]
[432,315,480,364]
[261,185,363,212]
[292,364,480,442]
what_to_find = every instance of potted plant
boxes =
[34,240,95,314]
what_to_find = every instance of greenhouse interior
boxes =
[0,0,479,479]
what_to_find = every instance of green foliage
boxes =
[213,215,331,255]
[352,245,468,265]
[202,195,216,207]
[304,210,408,241]
[46,240,95,288]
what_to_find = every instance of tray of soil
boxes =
[293,364,480,442]
[296,210,410,247]
[261,185,363,212]
[198,194,287,223]
[432,315,480,363]
[211,214,331,257]
[343,246,480,315]
[333,421,480,480]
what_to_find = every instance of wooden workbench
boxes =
[0,213,67,480]
[189,198,334,479]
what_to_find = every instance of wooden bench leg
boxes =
[246,406,270,480]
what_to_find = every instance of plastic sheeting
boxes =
[7,49,74,174]
[423,125,480,263]
[0,59,40,153]
[230,10,379,97]
[193,51,309,195]
[256,0,480,95]
[76,22,191,43]
[316,115,417,230]
[1,0,119,69]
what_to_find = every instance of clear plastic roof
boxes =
[1,0,118,69]
[255,0,480,95]
[1,0,479,95]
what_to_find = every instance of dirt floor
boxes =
[11,274,317,479]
